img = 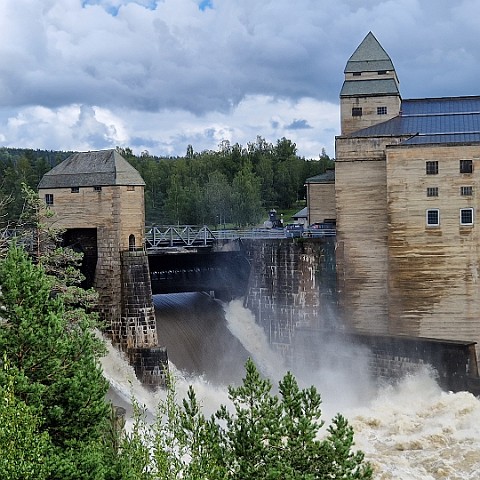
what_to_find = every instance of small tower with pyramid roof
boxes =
[340,31,401,135]
[39,149,167,385]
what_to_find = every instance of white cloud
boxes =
[0,0,478,158]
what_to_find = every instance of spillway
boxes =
[101,293,480,478]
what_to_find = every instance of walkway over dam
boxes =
[145,225,335,298]
[144,224,335,251]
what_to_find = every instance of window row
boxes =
[426,186,473,197]
[71,186,103,192]
[352,71,389,76]
[69,186,135,192]
[44,186,136,206]
[351,106,387,117]
[426,160,473,175]
[426,208,474,227]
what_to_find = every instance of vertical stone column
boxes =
[121,250,168,387]
[94,227,123,345]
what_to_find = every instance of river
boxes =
[101,292,480,479]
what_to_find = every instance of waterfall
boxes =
[100,292,480,478]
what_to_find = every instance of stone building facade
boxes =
[305,168,335,225]
[316,32,480,359]
[38,149,158,351]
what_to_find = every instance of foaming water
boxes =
[348,370,480,479]
[223,299,287,382]
[101,297,480,477]
[100,335,232,429]
[224,299,374,417]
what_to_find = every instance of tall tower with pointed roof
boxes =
[340,31,401,135]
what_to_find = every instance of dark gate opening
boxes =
[63,228,98,289]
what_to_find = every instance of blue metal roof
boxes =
[349,96,480,144]
[402,133,480,145]
[401,97,480,115]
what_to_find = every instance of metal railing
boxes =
[145,225,216,249]
[145,225,336,250]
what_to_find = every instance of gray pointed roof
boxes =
[341,32,399,98]
[344,31,394,73]
[38,149,145,189]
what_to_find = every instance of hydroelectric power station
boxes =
[37,149,480,393]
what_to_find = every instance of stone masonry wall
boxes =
[95,226,123,344]
[242,237,336,364]
[120,250,157,349]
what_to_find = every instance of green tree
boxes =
[204,171,232,227]
[0,246,113,479]
[231,163,263,227]
[214,359,372,479]
[0,361,51,480]
[119,359,372,480]
[17,184,98,311]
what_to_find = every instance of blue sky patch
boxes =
[199,0,213,11]
[286,119,312,130]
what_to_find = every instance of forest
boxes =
[0,137,334,227]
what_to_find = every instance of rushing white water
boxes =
[101,339,232,425]
[223,299,287,382]
[100,297,480,478]
[349,371,480,479]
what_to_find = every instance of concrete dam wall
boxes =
[240,237,480,393]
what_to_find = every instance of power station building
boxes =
[317,32,480,359]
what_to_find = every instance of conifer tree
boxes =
[0,246,112,479]
[120,358,372,479]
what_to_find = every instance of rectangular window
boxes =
[352,107,362,117]
[45,194,54,206]
[93,186,102,192]
[427,187,438,197]
[377,106,387,115]
[377,70,387,75]
[353,72,361,77]
[426,161,438,175]
[426,209,440,226]
[460,160,473,174]
[460,208,474,225]
[127,185,135,191]
[461,186,473,196]
[71,187,79,193]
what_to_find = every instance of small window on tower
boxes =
[377,106,387,115]
[352,107,362,117]
[461,186,473,196]
[71,187,79,193]
[93,186,102,192]
[353,72,361,77]
[427,187,438,197]
[45,194,54,206]
[460,160,473,174]
[426,161,438,175]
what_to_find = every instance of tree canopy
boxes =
[113,358,373,480]
[0,140,334,228]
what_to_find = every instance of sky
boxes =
[0,0,479,160]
